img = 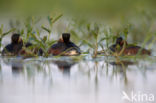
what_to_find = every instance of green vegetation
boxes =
[0,11,156,62]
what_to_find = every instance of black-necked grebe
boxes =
[2,34,23,56]
[2,33,43,56]
[109,37,151,56]
[48,33,81,56]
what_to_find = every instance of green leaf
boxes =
[98,37,106,44]
[41,25,51,34]
[87,23,90,31]
[82,40,93,48]
[26,24,33,33]
[31,33,40,43]
[0,24,3,35]
[20,29,24,35]
[2,28,16,37]
[70,30,80,39]
[0,28,2,35]
[47,16,53,26]
[52,14,63,24]
[92,31,98,39]
[36,29,40,36]
[99,44,104,50]
[43,36,47,42]
[48,40,57,46]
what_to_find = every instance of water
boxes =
[0,56,155,103]
[0,12,156,103]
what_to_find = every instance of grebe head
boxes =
[62,33,70,43]
[11,33,23,44]
[116,37,123,45]
[116,37,127,47]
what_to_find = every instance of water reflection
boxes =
[109,60,135,86]
[0,57,156,103]
[12,61,23,75]
[52,60,76,76]
[2,58,23,76]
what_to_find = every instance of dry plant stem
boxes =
[93,45,98,58]
[118,41,126,56]
[113,41,126,57]
[93,37,98,58]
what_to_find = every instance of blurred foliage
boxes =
[0,0,156,18]
[0,0,156,43]
[0,0,156,57]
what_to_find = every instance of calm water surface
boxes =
[0,56,155,103]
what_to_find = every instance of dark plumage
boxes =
[48,33,81,56]
[2,34,23,56]
[109,37,151,56]
[2,33,43,56]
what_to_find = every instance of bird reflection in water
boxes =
[52,60,76,76]
[11,61,23,75]
[2,58,24,76]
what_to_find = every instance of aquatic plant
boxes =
[1,11,156,60]
[10,14,63,57]
[69,21,114,58]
